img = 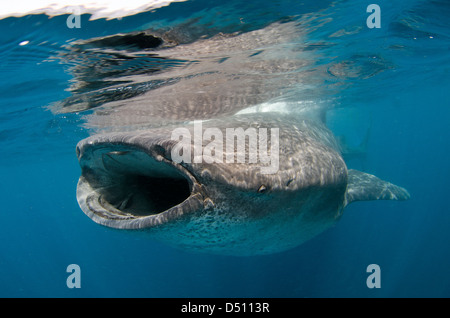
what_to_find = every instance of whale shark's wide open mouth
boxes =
[76,141,205,229]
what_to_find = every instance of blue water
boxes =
[0,0,449,297]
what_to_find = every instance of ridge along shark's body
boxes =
[62,21,410,255]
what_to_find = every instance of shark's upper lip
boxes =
[76,139,206,229]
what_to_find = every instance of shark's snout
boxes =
[76,139,206,229]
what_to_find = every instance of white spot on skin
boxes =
[19,40,29,46]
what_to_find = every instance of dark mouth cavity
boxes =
[84,148,192,217]
[100,174,191,216]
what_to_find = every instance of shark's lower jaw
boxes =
[76,143,205,229]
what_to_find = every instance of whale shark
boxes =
[75,111,409,255]
[60,21,410,255]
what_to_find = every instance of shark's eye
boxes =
[258,185,267,193]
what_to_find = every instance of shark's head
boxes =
[75,114,349,255]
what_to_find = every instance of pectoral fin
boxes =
[344,169,410,206]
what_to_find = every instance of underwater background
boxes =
[0,0,449,297]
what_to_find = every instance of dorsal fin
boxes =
[345,169,410,207]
